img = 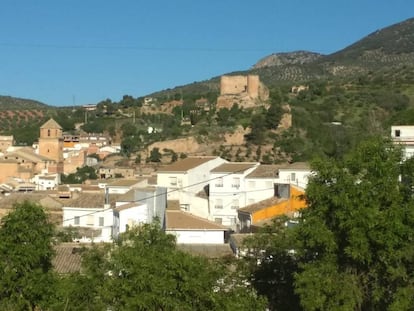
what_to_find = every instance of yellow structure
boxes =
[238,185,306,231]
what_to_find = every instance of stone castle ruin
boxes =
[216,75,269,109]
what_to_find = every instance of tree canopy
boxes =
[295,138,414,310]
[0,201,56,310]
[55,222,266,311]
[239,137,414,310]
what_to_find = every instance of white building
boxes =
[105,178,148,194]
[245,164,280,205]
[165,209,228,244]
[112,186,167,237]
[391,125,414,159]
[31,173,60,190]
[156,156,227,218]
[60,191,116,242]
[209,162,259,227]
[114,202,149,234]
[62,205,114,242]
[276,162,311,189]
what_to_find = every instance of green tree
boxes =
[73,223,266,310]
[246,112,266,145]
[295,138,414,310]
[265,103,283,130]
[0,201,56,310]
[149,147,162,162]
[120,122,137,138]
[239,216,301,311]
[61,166,97,184]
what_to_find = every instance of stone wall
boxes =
[217,75,269,110]
[147,137,201,156]
[220,75,261,98]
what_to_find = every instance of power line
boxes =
[0,42,276,53]
[58,166,266,226]
[58,165,308,228]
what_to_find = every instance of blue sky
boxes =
[0,1,413,107]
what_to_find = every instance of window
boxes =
[248,181,256,189]
[215,199,223,209]
[395,129,401,137]
[169,176,177,186]
[232,177,240,189]
[290,172,296,182]
[87,215,94,226]
[99,217,104,227]
[180,204,190,211]
[74,216,80,225]
[231,199,239,209]
[214,218,222,224]
[47,129,51,137]
[230,217,237,225]
[215,177,223,187]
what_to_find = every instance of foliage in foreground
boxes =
[54,223,266,311]
[0,201,56,310]
[242,137,414,311]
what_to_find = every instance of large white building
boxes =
[209,162,259,227]
[156,156,227,218]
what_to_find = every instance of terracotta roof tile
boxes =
[211,163,257,174]
[238,197,286,214]
[157,156,218,173]
[246,164,281,178]
[281,162,310,170]
[52,243,88,274]
[107,179,145,187]
[166,210,227,230]
[40,118,62,129]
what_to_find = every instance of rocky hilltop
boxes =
[253,51,323,69]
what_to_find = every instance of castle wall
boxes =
[220,75,261,98]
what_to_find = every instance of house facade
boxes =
[156,156,227,216]
[209,162,259,227]
[165,209,228,244]
[113,186,167,237]
[276,162,311,189]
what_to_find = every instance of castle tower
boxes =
[38,118,64,163]
[247,75,260,98]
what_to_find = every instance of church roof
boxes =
[40,118,62,130]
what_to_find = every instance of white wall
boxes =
[157,157,227,209]
[245,178,275,205]
[166,230,224,244]
[209,165,257,227]
[118,203,149,233]
[277,169,310,189]
[391,126,414,138]
[62,207,114,242]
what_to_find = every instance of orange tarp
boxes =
[251,186,306,224]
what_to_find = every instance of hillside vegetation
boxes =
[1,18,414,164]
